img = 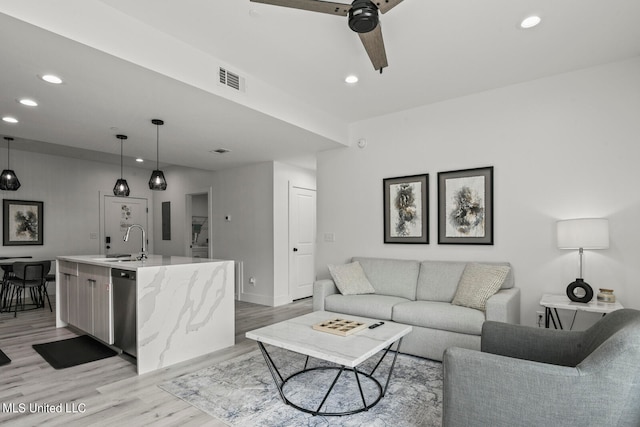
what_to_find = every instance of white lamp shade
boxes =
[557,218,609,249]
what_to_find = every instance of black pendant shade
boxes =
[149,169,167,190]
[0,137,20,191]
[149,119,167,190]
[113,134,130,197]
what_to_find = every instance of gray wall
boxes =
[316,57,640,327]
[0,149,153,260]
[1,150,314,307]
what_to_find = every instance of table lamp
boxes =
[557,218,609,303]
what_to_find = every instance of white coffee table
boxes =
[246,310,413,416]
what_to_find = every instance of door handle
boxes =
[293,248,298,252]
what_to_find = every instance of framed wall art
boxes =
[3,199,44,246]
[438,166,493,245]
[383,174,429,244]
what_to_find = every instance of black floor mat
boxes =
[0,349,10,366]
[33,335,118,369]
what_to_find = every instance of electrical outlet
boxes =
[536,311,544,328]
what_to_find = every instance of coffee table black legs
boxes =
[257,337,404,417]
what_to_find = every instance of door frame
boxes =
[184,187,213,258]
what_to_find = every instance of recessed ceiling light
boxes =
[2,116,19,124]
[345,75,359,84]
[520,15,541,29]
[41,74,63,84]
[136,158,144,163]
[210,148,231,154]
[18,98,38,107]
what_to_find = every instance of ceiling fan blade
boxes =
[358,24,388,71]
[250,0,350,16]
[374,0,404,14]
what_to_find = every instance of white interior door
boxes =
[103,196,148,256]
[289,186,316,300]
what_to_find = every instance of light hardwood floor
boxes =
[0,297,312,426]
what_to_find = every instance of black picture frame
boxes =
[438,166,493,245]
[3,199,44,246]
[383,174,429,244]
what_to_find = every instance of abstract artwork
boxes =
[438,167,493,245]
[384,174,429,244]
[3,199,44,246]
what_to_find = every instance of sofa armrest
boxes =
[485,287,520,324]
[442,347,609,427]
[312,279,339,311]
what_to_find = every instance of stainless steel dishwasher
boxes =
[112,268,137,357]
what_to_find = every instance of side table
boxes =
[539,293,624,330]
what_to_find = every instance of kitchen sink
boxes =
[92,257,138,262]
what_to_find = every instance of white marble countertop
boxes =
[246,311,412,367]
[57,254,229,271]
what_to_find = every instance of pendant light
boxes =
[0,137,21,191]
[113,134,130,197]
[148,119,167,190]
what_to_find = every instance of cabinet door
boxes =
[91,267,113,344]
[59,273,69,323]
[76,275,93,333]
[60,262,79,327]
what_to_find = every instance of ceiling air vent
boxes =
[219,67,245,92]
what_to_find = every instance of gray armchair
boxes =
[443,308,640,427]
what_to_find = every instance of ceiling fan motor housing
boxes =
[348,0,379,33]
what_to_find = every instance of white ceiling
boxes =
[1,0,639,171]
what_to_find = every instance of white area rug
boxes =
[160,347,443,426]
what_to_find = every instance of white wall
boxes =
[210,162,275,305]
[151,166,214,256]
[317,57,640,327]
[0,149,153,261]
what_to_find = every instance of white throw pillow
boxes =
[452,263,510,312]
[328,261,376,295]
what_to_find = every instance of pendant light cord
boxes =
[156,124,160,169]
[120,138,124,179]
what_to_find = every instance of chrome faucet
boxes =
[124,224,147,260]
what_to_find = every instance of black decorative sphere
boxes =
[566,278,594,303]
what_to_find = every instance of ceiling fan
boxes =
[250,0,405,72]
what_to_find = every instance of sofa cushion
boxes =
[352,257,420,300]
[327,261,376,295]
[325,294,410,320]
[416,261,467,302]
[452,263,511,312]
[393,301,486,335]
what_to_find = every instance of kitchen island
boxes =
[55,255,234,375]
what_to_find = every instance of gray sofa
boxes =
[313,257,520,361]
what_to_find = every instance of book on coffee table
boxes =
[312,318,368,336]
